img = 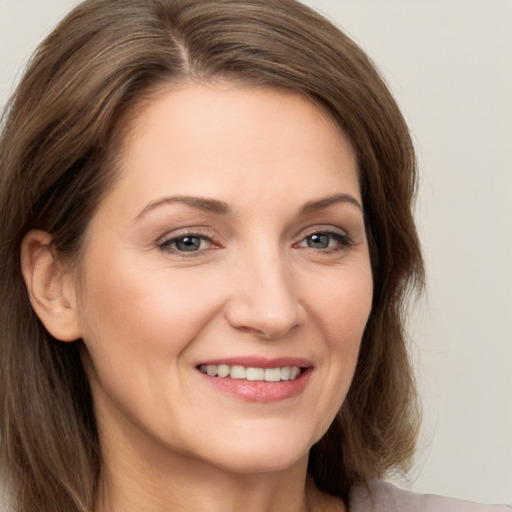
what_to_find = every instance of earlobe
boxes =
[20,230,82,342]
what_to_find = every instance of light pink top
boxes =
[349,481,511,512]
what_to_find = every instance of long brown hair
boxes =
[0,0,424,510]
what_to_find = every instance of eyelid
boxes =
[309,225,346,234]
[157,225,214,243]
[296,224,349,240]
[162,234,211,248]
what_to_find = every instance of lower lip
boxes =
[198,369,312,402]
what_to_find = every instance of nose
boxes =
[224,247,306,339]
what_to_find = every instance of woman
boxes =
[0,1,508,511]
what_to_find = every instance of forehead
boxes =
[103,83,360,217]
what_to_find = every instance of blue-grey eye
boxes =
[173,236,203,252]
[158,233,215,254]
[306,233,331,249]
[298,231,349,250]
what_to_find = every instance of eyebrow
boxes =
[135,195,230,220]
[300,193,362,214]
[134,192,362,221]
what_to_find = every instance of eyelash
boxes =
[157,229,352,257]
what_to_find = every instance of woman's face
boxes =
[72,83,373,475]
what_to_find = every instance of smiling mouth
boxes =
[198,364,302,382]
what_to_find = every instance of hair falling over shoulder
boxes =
[0,1,424,510]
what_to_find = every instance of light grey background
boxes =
[1,0,511,504]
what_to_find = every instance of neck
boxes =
[97,450,314,512]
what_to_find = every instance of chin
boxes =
[210,448,309,476]
[187,424,318,476]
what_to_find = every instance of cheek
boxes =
[74,254,230,432]
[76,253,226,361]
[308,264,373,394]
[298,265,372,441]
[311,264,373,346]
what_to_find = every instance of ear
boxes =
[20,230,82,342]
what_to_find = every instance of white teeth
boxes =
[230,365,246,379]
[264,368,281,382]
[199,364,302,381]
[206,364,218,377]
[217,364,230,378]
[280,367,290,381]
[246,367,264,381]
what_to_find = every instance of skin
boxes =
[24,83,373,511]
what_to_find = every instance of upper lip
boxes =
[196,356,313,369]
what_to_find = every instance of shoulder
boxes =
[348,481,511,512]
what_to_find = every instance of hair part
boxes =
[0,1,424,510]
